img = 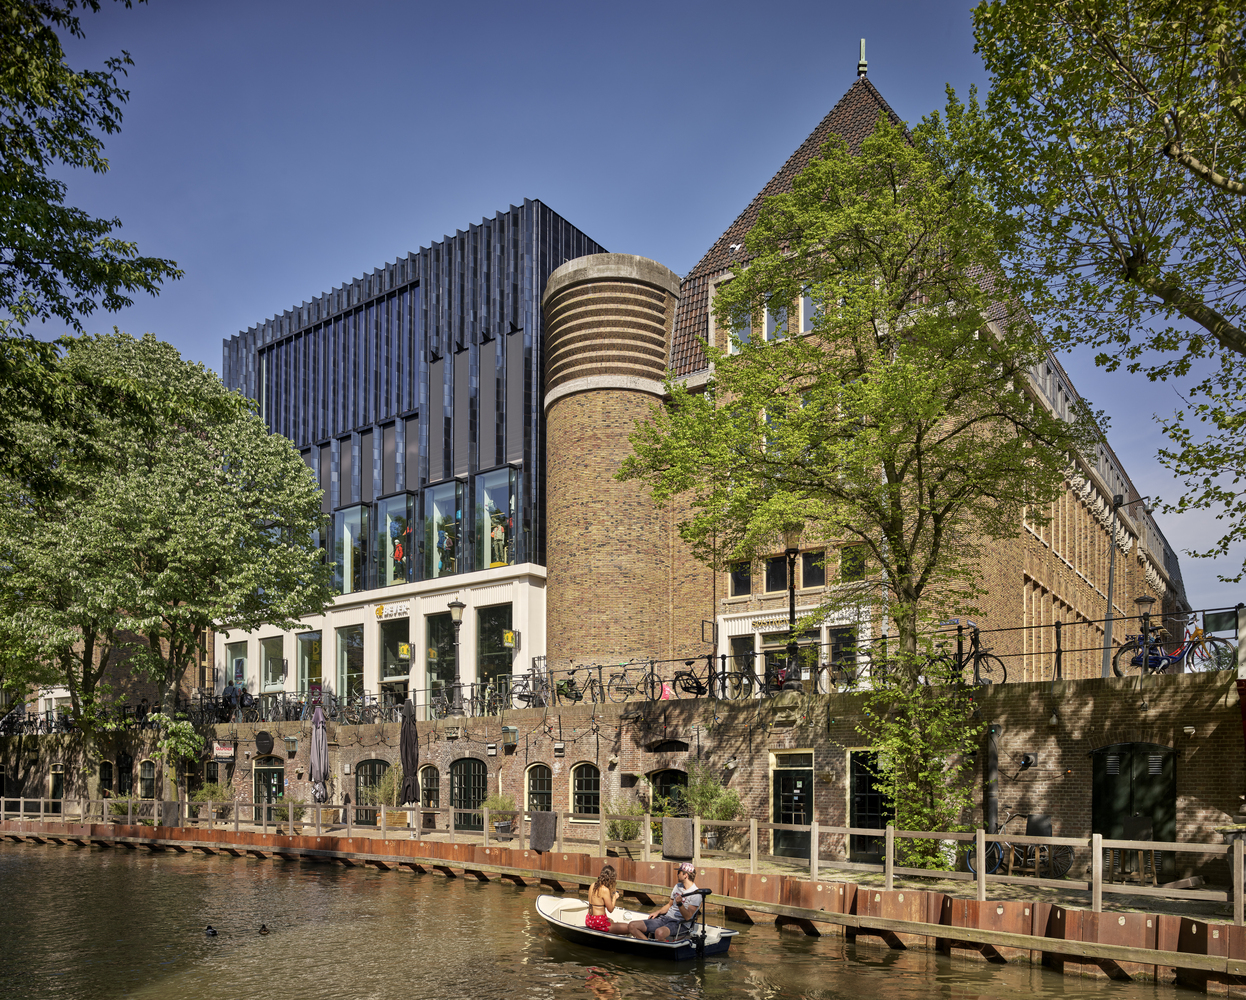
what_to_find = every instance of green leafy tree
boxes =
[857,678,982,868]
[0,0,180,334]
[974,0,1246,578]
[0,332,334,728]
[621,108,1089,663]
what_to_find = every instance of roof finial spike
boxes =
[857,38,868,78]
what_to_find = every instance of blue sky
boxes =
[50,0,1241,613]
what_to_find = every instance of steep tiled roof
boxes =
[671,77,903,377]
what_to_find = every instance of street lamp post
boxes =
[1101,495,1151,678]
[448,598,466,715]
[784,526,802,693]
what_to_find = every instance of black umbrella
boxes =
[399,699,420,807]
[309,705,329,804]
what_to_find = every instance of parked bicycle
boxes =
[964,807,1074,878]
[921,639,1007,687]
[509,671,549,709]
[1112,624,1235,677]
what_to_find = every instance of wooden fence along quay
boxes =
[7,800,1246,992]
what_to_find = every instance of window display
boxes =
[426,612,455,694]
[334,504,369,593]
[476,603,513,685]
[260,636,284,690]
[475,468,516,568]
[375,493,415,587]
[337,625,363,700]
[297,631,322,693]
[380,618,409,681]
[225,641,247,691]
[424,481,462,579]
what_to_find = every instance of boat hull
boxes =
[535,894,736,962]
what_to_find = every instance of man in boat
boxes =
[626,862,701,940]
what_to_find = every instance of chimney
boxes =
[857,39,868,78]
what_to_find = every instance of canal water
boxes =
[0,843,1181,999]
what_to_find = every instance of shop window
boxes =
[261,636,284,690]
[527,763,552,813]
[762,629,818,684]
[729,562,751,597]
[336,625,363,700]
[225,641,248,691]
[801,550,825,588]
[765,555,787,592]
[477,603,513,686]
[572,763,600,817]
[476,468,517,568]
[333,504,370,593]
[841,545,865,582]
[730,636,755,673]
[297,631,322,694]
[424,481,462,579]
[375,493,415,587]
[98,761,113,796]
[420,765,440,808]
[139,760,156,800]
[426,613,455,697]
[379,618,410,684]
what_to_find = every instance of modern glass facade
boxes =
[222,200,605,595]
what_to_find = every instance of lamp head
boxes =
[783,524,802,552]
[447,598,466,623]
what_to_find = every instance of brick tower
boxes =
[542,254,682,670]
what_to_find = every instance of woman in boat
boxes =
[585,864,628,933]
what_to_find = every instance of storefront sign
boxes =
[398,642,411,660]
[502,629,519,649]
[375,602,410,621]
[212,741,234,762]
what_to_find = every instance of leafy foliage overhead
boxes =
[0,0,180,333]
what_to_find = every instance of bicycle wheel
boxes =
[722,671,754,701]
[974,654,1007,686]
[607,673,635,703]
[1046,844,1075,878]
[639,671,664,702]
[920,655,958,686]
[1187,636,1235,672]
[965,842,1003,874]
[1112,640,1143,677]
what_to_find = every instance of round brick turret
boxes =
[542,254,681,670]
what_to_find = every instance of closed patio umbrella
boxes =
[310,704,329,804]
[399,699,420,807]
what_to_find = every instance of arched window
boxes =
[50,762,65,814]
[420,765,439,808]
[253,755,284,818]
[355,759,390,826]
[116,752,133,797]
[138,760,156,800]
[449,757,487,831]
[527,763,552,813]
[572,763,600,817]
[648,768,687,812]
[98,761,114,797]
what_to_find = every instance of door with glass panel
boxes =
[450,757,486,831]
[772,752,813,859]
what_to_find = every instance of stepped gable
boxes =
[671,77,903,378]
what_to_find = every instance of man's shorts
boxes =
[643,915,681,937]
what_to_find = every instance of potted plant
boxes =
[191,781,233,820]
[482,793,517,839]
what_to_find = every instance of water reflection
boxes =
[0,844,1174,1000]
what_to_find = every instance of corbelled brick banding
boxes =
[543,254,681,668]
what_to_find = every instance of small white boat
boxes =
[535,892,738,961]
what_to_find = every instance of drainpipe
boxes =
[984,724,999,834]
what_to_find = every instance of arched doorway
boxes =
[253,755,284,823]
[648,768,687,813]
[450,757,487,831]
[355,759,389,825]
